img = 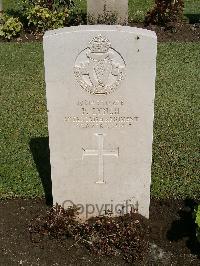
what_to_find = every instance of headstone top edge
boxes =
[43,25,157,40]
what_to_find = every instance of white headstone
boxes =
[44,25,157,219]
[87,0,128,25]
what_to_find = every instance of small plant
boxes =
[21,0,85,32]
[144,0,184,28]
[134,10,145,23]
[0,15,23,40]
[194,205,200,242]
[29,204,79,241]
[68,7,86,26]
[29,204,149,263]
[27,5,69,32]
[21,0,74,11]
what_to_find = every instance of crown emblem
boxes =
[89,35,111,53]
[74,35,125,95]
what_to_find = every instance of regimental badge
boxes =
[74,35,126,95]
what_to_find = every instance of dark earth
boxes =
[1,21,200,43]
[0,198,200,265]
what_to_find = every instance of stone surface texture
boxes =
[44,25,157,219]
[87,0,128,25]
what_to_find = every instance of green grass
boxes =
[0,43,47,197]
[184,0,200,14]
[2,0,87,11]
[152,43,200,199]
[2,0,21,12]
[2,0,200,22]
[0,42,200,200]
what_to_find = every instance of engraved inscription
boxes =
[74,35,125,95]
[65,99,139,129]
[82,133,119,184]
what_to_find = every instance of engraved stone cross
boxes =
[82,133,119,184]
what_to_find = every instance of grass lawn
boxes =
[0,42,199,200]
[2,0,200,22]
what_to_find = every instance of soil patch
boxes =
[140,22,200,42]
[0,22,200,43]
[0,198,199,265]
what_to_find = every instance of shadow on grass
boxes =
[30,137,53,206]
[185,14,200,24]
[167,199,200,257]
